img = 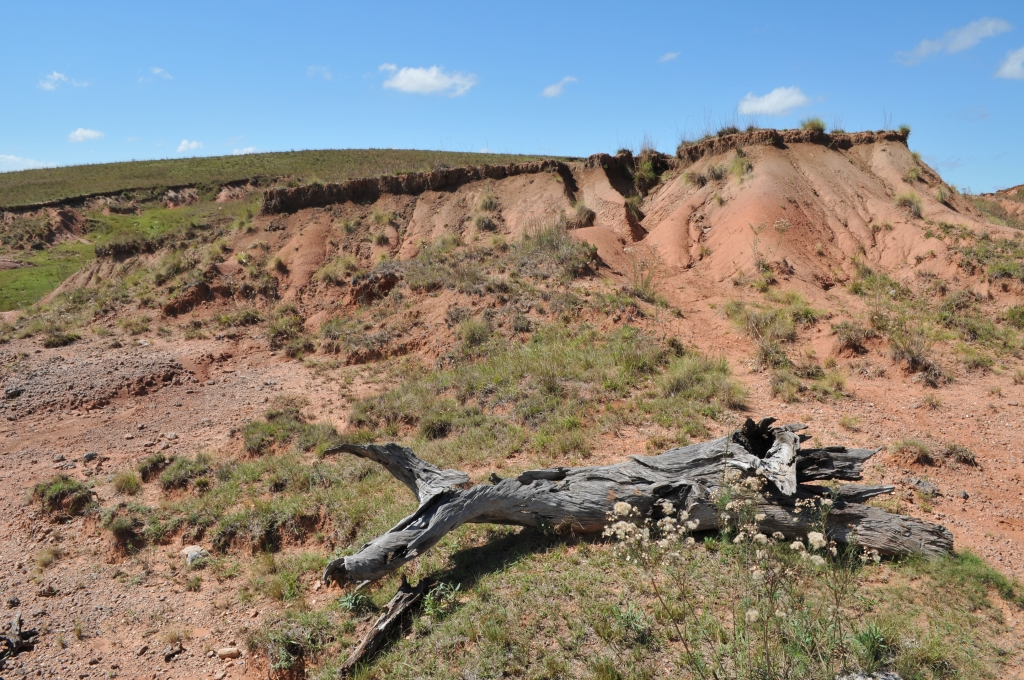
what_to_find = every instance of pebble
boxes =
[83,452,98,462]
[136,644,149,656]
[216,647,241,659]
[53,454,65,462]
[164,432,178,440]
[213,672,226,680]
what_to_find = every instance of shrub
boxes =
[42,331,80,348]
[894,192,922,218]
[905,166,921,182]
[833,321,873,353]
[112,470,141,495]
[245,610,333,675]
[892,439,933,465]
[705,164,726,181]
[460,319,490,348]
[473,214,497,231]
[770,369,801,403]
[137,453,169,482]
[1006,305,1024,329]
[683,171,707,188]
[729,151,752,180]
[898,124,911,137]
[477,186,499,212]
[567,201,596,229]
[660,354,746,409]
[36,546,63,570]
[33,476,93,515]
[800,117,826,133]
[159,453,212,489]
[315,256,359,286]
[944,443,976,466]
[936,186,950,204]
[839,415,861,431]
[266,305,306,353]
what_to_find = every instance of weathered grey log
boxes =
[339,576,432,676]
[0,611,36,659]
[322,418,953,586]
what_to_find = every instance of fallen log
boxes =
[322,417,952,587]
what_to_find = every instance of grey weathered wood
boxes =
[322,418,953,586]
[339,576,431,676]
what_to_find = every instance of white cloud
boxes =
[232,146,257,155]
[177,139,203,153]
[307,66,332,80]
[378,63,397,72]
[38,71,68,90]
[68,128,104,142]
[737,86,809,116]
[151,67,173,80]
[659,52,679,62]
[542,76,577,97]
[0,154,54,172]
[382,65,477,96]
[897,17,1012,65]
[996,45,1024,79]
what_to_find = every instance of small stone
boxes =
[164,432,178,440]
[206,379,216,386]
[248,608,259,618]
[214,672,227,680]
[136,644,149,656]
[1009,401,1019,407]
[162,640,183,662]
[207,650,216,658]
[216,647,241,659]
[7,596,20,608]
[88,657,100,665]
[125,433,134,440]
[83,452,98,462]
[180,545,210,566]
[53,454,65,462]
[958,490,969,500]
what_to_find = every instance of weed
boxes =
[112,470,142,495]
[770,369,801,402]
[905,166,922,182]
[472,214,497,232]
[892,439,934,465]
[315,256,359,286]
[833,321,873,353]
[460,319,490,348]
[33,475,93,515]
[35,546,63,570]
[245,609,332,674]
[337,591,376,614]
[922,394,942,410]
[730,151,752,180]
[477,186,499,212]
[137,453,169,482]
[705,164,727,181]
[186,575,202,592]
[839,415,861,431]
[159,453,212,489]
[944,443,976,466]
[894,192,922,218]
[423,582,462,620]
[800,117,826,133]
[683,170,707,188]
[935,186,949,204]
[1007,305,1024,329]
[567,201,596,229]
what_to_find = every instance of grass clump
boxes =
[894,192,922,218]
[112,470,142,495]
[892,439,934,465]
[566,201,596,229]
[159,453,212,489]
[33,475,93,515]
[245,609,333,675]
[35,546,63,570]
[137,453,170,482]
[944,443,976,466]
[833,321,874,353]
[800,117,826,133]
[729,150,752,181]
[770,368,801,402]
[266,304,313,357]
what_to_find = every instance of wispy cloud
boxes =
[381,65,477,96]
[177,139,203,153]
[39,72,68,91]
[996,46,1024,79]
[897,17,1011,65]
[68,128,104,142]
[232,146,257,155]
[737,86,809,115]
[957,105,990,120]
[0,154,54,172]
[542,76,577,97]
[658,52,679,63]
[307,66,332,80]
[151,67,173,80]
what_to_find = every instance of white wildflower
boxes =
[774,609,787,619]
[810,555,827,567]
[752,533,769,544]
[820,498,833,507]
[754,513,766,522]
[790,540,805,552]
[685,537,695,546]
[685,520,700,531]
[772,532,785,540]
[659,501,675,514]
[613,501,632,517]
[807,532,827,551]
[733,533,746,544]
[745,608,759,624]
[679,510,689,521]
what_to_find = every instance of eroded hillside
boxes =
[1,130,1023,679]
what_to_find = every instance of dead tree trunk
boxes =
[322,418,952,586]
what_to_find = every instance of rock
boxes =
[180,545,210,566]
[164,432,178,440]
[88,657,100,665]
[957,490,969,500]
[911,478,940,496]
[214,672,227,680]
[7,596,20,608]
[1009,401,1019,407]
[136,644,149,656]
[83,452,98,462]
[207,379,216,386]
[159,442,170,451]
[53,454,65,462]
[216,647,241,659]
[4,386,24,399]
[124,434,134,440]
[37,584,57,597]
[162,640,183,662]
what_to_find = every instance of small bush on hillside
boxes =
[138,453,170,481]
[769,368,801,402]
[33,476,93,515]
[892,439,933,465]
[905,165,922,182]
[477,186,499,212]
[112,470,142,495]
[894,192,922,218]
[1007,305,1024,329]
[245,609,333,676]
[936,186,950,204]
[683,171,707,188]
[266,305,307,354]
[705,164,726,181]
[944,443,976,466]
[800,117,826,133]
[567,201,596,229]
[833,321,873,353]
[659,353,746,409]
[160,453,212,489]
[216,307,262,328]
[898,123,912,137]
[119,316,151,335]
[315,255,359,285]
[473,214,497,232]
[729,151,752,180]
[42,330,80,348]
[460,319,490,348]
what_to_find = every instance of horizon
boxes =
[2,1,1023,192]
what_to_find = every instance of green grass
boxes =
[0,243,95,311]
[33,475,93,515]
[0,149,554,208]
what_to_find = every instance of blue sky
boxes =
[1,1,1022,192]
